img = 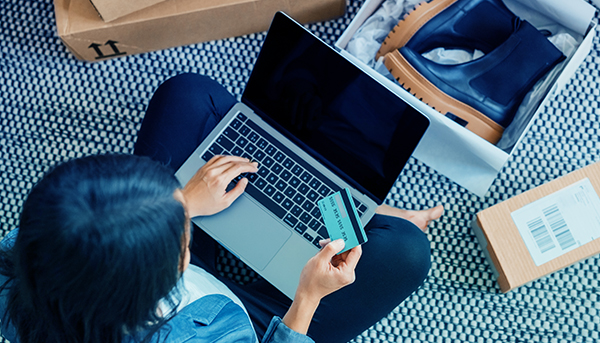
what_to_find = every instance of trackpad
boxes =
[195,196,292,271]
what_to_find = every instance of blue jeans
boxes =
[134,73,431,343]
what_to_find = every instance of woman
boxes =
[0,73,443,343]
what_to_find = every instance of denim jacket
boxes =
[0,229,314,343]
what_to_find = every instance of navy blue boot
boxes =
[384,20,565,144]
[377,0,517,59]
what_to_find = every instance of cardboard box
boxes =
[335,0,596,196]
[473,161,600,292]
[88,0,166,22]
[55,0,346,61]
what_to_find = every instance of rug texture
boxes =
[1,0,599,342]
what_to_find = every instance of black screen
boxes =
[242,12,429,203]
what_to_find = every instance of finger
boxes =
[343,245,362,270]
[212,155,253,168]
[320,239,345,259]
[318,238,331,247]
[222,161,259,181]
[224,177,249,204]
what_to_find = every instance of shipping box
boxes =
[88,0,166,22]
[55,0,346,61]
[335,0,596,196]
[473,161,600,292]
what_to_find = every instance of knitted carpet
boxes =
[1,0,599,342]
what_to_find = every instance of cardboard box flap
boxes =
[89,0,166,22]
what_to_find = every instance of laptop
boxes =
[175,12,430,299]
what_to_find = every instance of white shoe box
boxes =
[335,0,596,196]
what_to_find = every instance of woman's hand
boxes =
[282,239,362,335]
[181,155,258,217]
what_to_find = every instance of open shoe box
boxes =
[335,0,596,196]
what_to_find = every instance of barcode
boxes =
[543,204,576,250]
[527,217,555,253]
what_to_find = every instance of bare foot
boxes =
[375,204,444,233]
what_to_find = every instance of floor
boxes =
[1,0,599,342]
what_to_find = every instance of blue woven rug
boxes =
[1,0,599,342]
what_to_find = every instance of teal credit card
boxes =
[317,188,367,253]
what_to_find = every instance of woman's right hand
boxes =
[181,155,258,217]
[296,239,362,302]
[282,239,362,335]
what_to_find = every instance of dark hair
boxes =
[0,154,187,343]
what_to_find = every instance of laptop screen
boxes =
[242,12,429,203]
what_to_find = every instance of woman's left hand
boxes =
[181,155,258,217]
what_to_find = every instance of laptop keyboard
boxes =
[200,112,368,249]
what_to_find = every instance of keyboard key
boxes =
[274,151,285,162]
[266,174,278,185]
[282,158,294,169]
[236,137,249,148]
[216,136,234,151]
[309,179,321,190]
[248,132,260,143]
[263,156,274,168]
[295,223,308,235]
[301,201,313,212]
[209,144,224,155]
[291,205,302,217]
[303,232,314,242]
[273,192,284,203]
[300,171,312,183]
[257,167,269,178]
[318,185,331,197]
[310,207,321,219]
[247,173,258,182]
[201,151,214,161]
[244,182,285,219]
[264,185,276,196]
[312,237,323,249]
[282,198,294,210]
[317,226,329,239]
[280,170,292,181]
[231,146,243,156]
[239,125,251,136]
[237,113,247,121]
[290,177,301,188]
[231,119,242,129]
[308,219,320,230]
[300,212,312,224]
[359,204,368,213]
[271,163,283,175]
[254,178,267,190]
[284,214,298,227]
[307,190,319,202]
[298,184,310,195]
[246,143,257,155]
[265,145,277,156]
[291,165,303,176]
[257,138,268,149]
[275,180,287,191]
[223,128,239,142]
[292,194,305,205]
[254,150,266,161]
